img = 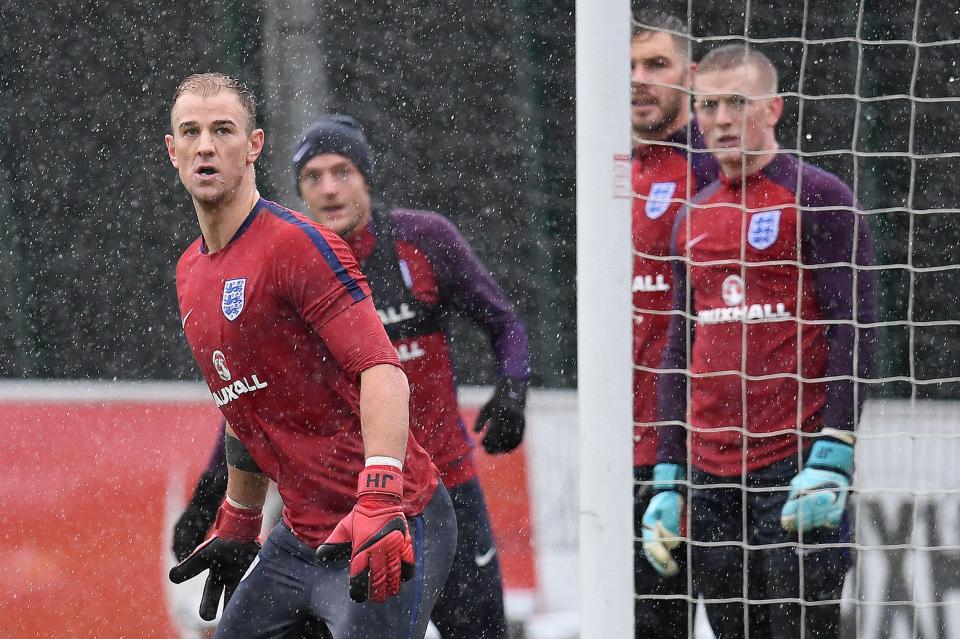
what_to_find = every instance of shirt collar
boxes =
[719,152,794,188]
[199,197,263,255]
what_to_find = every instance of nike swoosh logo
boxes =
[474,547,497,567]
[686,233,709,249]
[181,309,194,328]
[241,556,260,582]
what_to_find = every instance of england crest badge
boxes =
[645,182,677,219]
[222,278,247,321]
[747,209,781,250]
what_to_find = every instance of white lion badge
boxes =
[747,209,781,250]
[222,278,247,321]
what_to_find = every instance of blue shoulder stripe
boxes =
[260,199,366,302]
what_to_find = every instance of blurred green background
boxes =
[1,1,957,396]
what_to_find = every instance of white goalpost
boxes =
[577,1,960,637]
[575,0,634,637]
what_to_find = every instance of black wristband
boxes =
[225,433,262,473]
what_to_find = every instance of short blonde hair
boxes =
[171,73,258,132]
[697,45,778,95]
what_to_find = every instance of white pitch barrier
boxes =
[506,392,960,638]
[3,381,956,638]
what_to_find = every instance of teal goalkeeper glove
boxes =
[641,463,685,577]
[781,436,854,533]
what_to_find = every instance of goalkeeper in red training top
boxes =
[642,46,877,637]
[164,72,456,638]
[174,112,531,639]
[630,10,717,639]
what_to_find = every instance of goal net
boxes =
[577,1,960,638]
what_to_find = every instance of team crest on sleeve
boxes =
[222,278,247,321]
[645,182,677,219]
[747,209,781,250]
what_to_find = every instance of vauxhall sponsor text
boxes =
[697,302,791,324]
[212,375,269,407]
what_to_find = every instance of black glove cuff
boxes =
[498,376,528,410]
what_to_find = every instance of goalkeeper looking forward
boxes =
[629,9,717,639]
[174,114,530,639]
[165,73,456,638]
[642,45,877,638]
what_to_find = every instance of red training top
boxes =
[176,198,438,545]
[658,154,876,477]
[347,209,529,487]
[632,122,716,466]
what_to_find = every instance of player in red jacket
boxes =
[642,47,877,638]
[174,113,530,639]
[293,115,530,639]
[164,73,456,638]
[630,11,717,638]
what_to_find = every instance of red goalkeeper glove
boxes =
[168,501,262,621]
[315,465,415,603]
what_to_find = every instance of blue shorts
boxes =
[690,455,851,638]
[214,484,457,639]
[431,477,508,639]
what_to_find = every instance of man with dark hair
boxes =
[293,114,529,639]
[630,10,717,639]
[164,72,456,638]
[642,46,877,637]
[174,112,530,639]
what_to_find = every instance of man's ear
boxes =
[767,95,784,127]
[685,62,697,89]
[247,128,265,165]
[165,134,178,168]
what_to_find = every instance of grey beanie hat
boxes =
[292,115,374,187]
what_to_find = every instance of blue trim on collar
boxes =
[199,200,262,254]
[261,199,366,302]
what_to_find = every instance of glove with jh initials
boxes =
[315,465,415,603]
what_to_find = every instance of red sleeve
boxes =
[276,220,371,328]
[318,297,401,377]
[271,216,399,376]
